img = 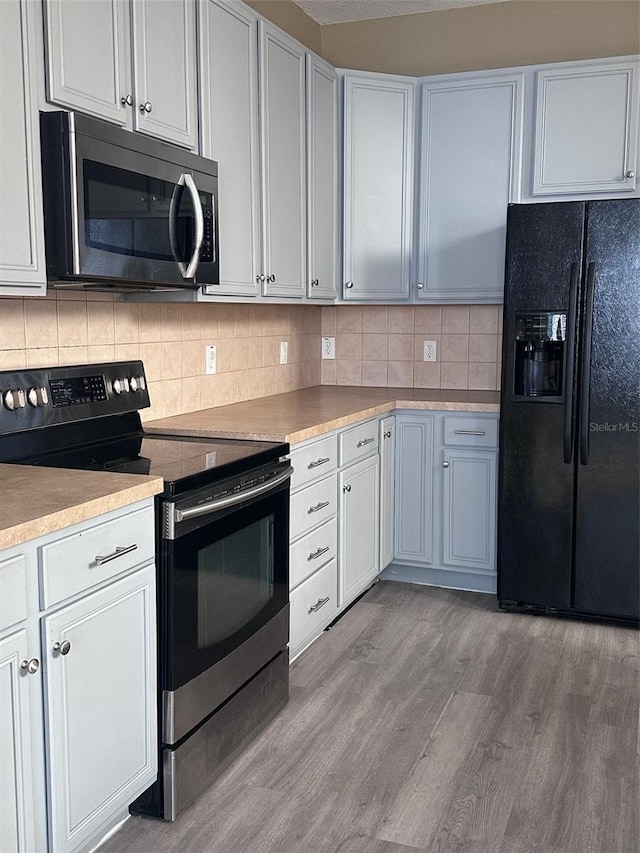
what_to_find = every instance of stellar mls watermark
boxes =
[590,421,638,432]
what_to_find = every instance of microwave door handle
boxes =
[168,174,185,271]
[182,173,204,279]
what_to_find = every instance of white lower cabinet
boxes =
[338,452,380,605]
[379,416,395,571]
[0,498,157,853]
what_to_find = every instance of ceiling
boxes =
[293,0,511,25]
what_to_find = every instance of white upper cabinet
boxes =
[306,55,337,300]
[0,0,46,295]
[532,58,639,196]
[44,0,198,149]
[258,21,306,298]
[417,72,524,303]
[199,0,260,297]
[343,74,415,301]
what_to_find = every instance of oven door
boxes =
[159,463,291,738]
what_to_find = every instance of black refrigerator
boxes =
[498,199,639,625]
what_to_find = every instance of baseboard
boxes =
[380,562,497,594]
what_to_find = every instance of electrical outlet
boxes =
[280,341,288,365]
[423,340,437,362]
[205,344,217,374]
[322,336,336,359]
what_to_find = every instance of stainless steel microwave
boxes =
[40,112,219,292]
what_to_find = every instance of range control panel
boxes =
[0,361,150,435]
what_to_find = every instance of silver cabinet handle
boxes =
[53,640,71,656]
[627,170,636,178]
[345,281,354,289]
[21,658,40,674]
[308,546,330,562]
[453,430,486,436]
[442,461,449,468]
[308,500,330,514]
[140,101,153,113]
[357,437,375,448]
[343,484,352,493]
[308,596,330,614]
[95,543,138,565]
[308,456,330,469]
[383,430,392,439]
[120,93,133,106]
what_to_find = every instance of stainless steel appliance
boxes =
[0,362,291,819]
[499,199,639,624]
[40,112,219,292]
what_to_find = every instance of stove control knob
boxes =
[27,386,48,407]
[112,378,123,395]
[129,376,139,392]
[123,377,130,393]
[3,390,16,411]
[17,389,26,408]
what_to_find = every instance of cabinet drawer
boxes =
[290,434,338,491]
[339,419,379,466]
[0,553,29,632]
[290,476,336,540]
[290,558,338,655]
[40,506,155,608]
[443,416,498,448]
[290,517,337,590]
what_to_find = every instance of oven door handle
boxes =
[173,466,293,523]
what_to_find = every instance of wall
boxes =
[244,0,321,51]
[321,0,640,75]
[321,305,503,391]
[0,295,321,421]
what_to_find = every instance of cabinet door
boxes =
[0,630,40,853]
[379,416,395,570]
[132,0,198,149]
[339,455,380,605]
[417,74,523,303]
[394,415,434,564]
[306,54,337,300]
[442,449,496,572]
[44,567,156,853]
[44,0,131,126]
[259,21,306,298]
[199,0,260,296]
[0,0,46,295]
[533,61,639,195]
[343,75,415,301]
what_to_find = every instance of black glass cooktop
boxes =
[27,433,288,492]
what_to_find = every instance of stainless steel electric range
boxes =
[0,361,291,820]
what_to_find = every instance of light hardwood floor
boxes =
[102,582,639,853]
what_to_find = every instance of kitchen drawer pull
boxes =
[453,430,486,436]
[308,546,330,562]
[308,500,330,514]
[308,596,330,613]
[356,437,375,448]
[308,456,330,469]
[94,543,138,565]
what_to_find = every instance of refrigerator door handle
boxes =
[563,261,580,464]
[579,261,597,465]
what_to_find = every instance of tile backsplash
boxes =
[0,298,503,419]
[0,293,321,421]
[321,305,503,391]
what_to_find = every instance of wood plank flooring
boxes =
[102,582,639,853]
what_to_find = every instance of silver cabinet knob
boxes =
[416,282,424,289]
[310,279,319,287]
[20,658,40,674]
[140,101,153,113]
[384,430,392,439]
[345,281,354,289]
[267,274,276,283]
[53,640,71,656]
[120,93,133,106]
[256,274,266,283]
[626,170,636,178]
[442,460,449,468]
[343,483,352,493]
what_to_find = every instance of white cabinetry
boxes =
[44,0,198,149]
[379,415,395,571]
[417,72,523,303]
[0,0,46,295]
[259,21,306,298]
[306,55,338,300]
[342,73,415,301]
[532,58,639,196]
[199,0,260,297]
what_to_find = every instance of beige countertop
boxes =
[0,464,164,551]
[147,385,500,445]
